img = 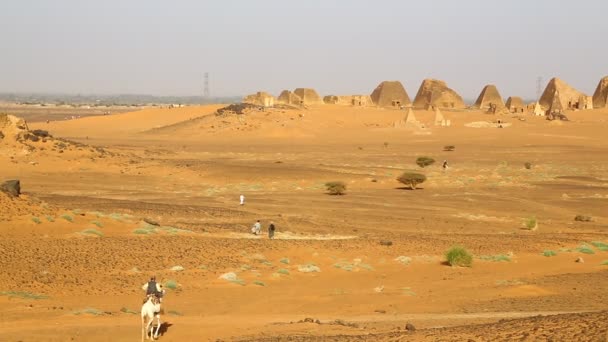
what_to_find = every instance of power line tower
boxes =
[203,72,210,99]
[536,76,543,100]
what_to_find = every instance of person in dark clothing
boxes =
[145,276,160,297]
[268,222,276,239]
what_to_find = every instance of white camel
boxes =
[141,294,163,341]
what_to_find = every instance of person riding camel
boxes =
[142,276,163,303]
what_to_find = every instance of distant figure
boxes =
[239,194,245,206]
[268,221,276,239]
[251,220,261,235]
[442,160,449,170]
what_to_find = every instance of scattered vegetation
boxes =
[45,215,55,222]
[81,229,103,237]
[397,172,427,190]
[590,241,608,251]
[168,310,183,316]
[574,215,593,222]
[133,228,153,235]
[0,291,49,300]
[524,162,533,170]
[73,308,103,315]
[445,246,473,267]
[279,258,290,265]
[416,156,435,168]
[325,181,346,195]
[601,260,608,266]
[576,244,595,254]
[277,269,290,275]
[170,265,185,272]
[253,281,266,287]
[61,214,74,223]
[522,216,538,230]
[91,220,103,228]
[443,145,455,152]
[164,280,178,290]
[31,216,41,224]
[542,250,557,257]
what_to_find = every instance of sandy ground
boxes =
[1,104,607,341]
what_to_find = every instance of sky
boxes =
[1,0,607,100]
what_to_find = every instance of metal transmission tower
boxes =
[536,77,543,100]
[203,72,210,99]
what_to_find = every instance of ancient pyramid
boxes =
[370,81,411,108]
[293,88,322,105]
[412,79,465,109]
[505,97,525,113]
[243,91,275,107]
[539,78,585,111]
[592,76,608,108]
[277,90,302,105]
[474,85,505,111]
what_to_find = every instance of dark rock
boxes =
[25,133,39,142]
[405,322,416,331]
[0,130,4,139]
[379,240,393,246]
[143,218,160,226]
[0,179,21,197]
[31,129,51,138]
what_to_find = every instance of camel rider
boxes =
[142,276,163,301]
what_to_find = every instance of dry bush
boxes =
[397,172,427,190]
[325,181,346,195]
[416,156,435,168]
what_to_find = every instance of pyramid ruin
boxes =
[243,91,275,107]
[434,107,446,125]
[412,79,465,110]
[277,90,302,106]
[592,76,608,108]
[293,88,323,105]
[323,95,373,106]
[393,107,419,128]
[473,85,505,112]
[505,96,525,113]
[539,78,586,111]
[370,81,411,108]
[532,102,544,116]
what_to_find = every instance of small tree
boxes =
[443,145,455,152]
[397,172,427,190]
[416,156,435,168]
[445,246,473,267]
[325,181,346,195]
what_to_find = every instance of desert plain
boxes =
[1,103,607,341]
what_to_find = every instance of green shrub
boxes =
[397,172,427,190]
[542,250,557,257]
[253,281,266,287]
[416,156,435,168]
[31,217,41,224]
[45,215,55,222]
[590,241,608,251]
[91,221,103,228]
[61,214,74,223]
[164,280,178,290]
[445,246,473,267]
[325,181,346,195]
[523,216,538,230]
[577,244,595,254]
[82,229,103,237]
[479,254,511,262]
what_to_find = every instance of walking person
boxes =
[251,220,261,235]
[239,194,245,206]
[442,160,449,171]
[268,221,276,239]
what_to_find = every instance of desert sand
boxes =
[1,104,608,341]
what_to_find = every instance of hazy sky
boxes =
[1,0,607,99]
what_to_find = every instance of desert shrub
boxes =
[277,269,290,275]
[164,280,178,290]
[524,162,532,169]
[479,254,511,262]
[82,229,103,237]
[445,246,473,267]
[577,244,595,254]
[416,156,435,168]
[31,217,41,224]
[325,181,346,195]
[0,291,48,300]
[170,265,184,272]
[574,215,592,222]
[61,214,74,223]
[523,216,538,230]
[91,221,103,228]
[253,281,266,286]
[443,145,455,152]
[590,241,608,251]
[45,215,55,222]
[397,172,427,190]
[601,260,608,266]
[542,250,557,257]
[120,307,137,314]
